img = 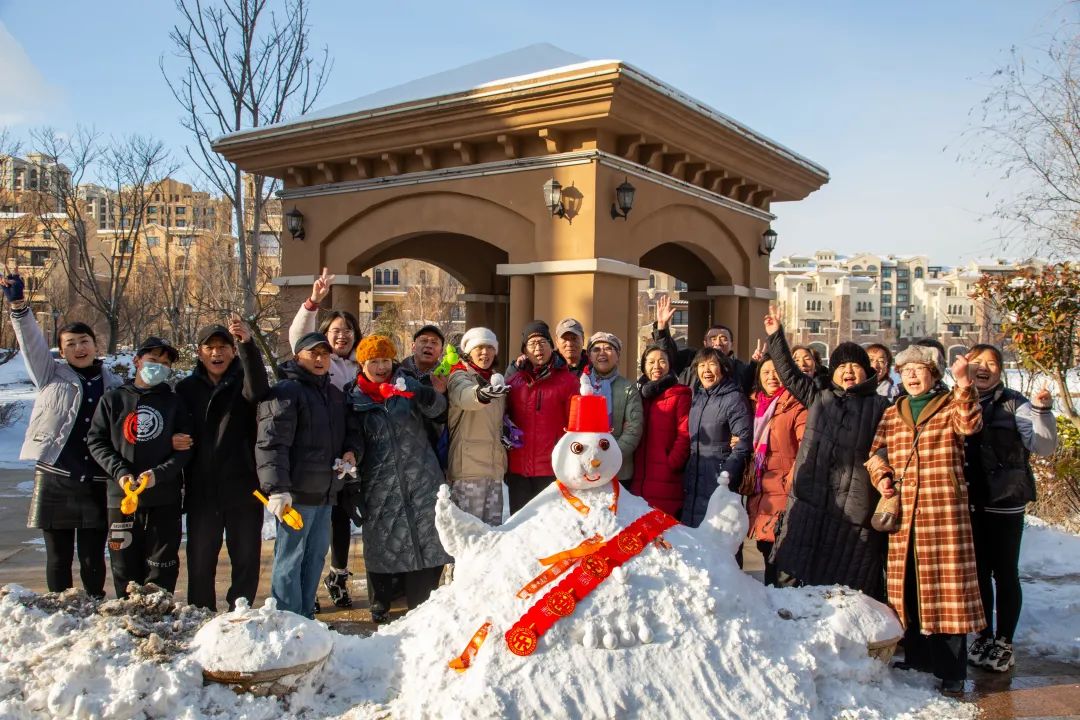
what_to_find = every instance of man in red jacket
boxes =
[505,321,579,514]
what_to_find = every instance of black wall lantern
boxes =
[759,227,778,256]
[543,179,566,219]
[285,206,306,241]
[610,177,636,220]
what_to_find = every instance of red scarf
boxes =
[466,359,493,381]
[356,373,414,403]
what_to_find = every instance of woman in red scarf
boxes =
[743,353,807,586]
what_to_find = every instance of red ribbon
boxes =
[504,509,678,657]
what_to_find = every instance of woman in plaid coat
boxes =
[865,345,984,693]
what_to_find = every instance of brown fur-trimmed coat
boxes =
[865,385,985,635]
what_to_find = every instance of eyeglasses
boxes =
[525,340,549,351]
[900,365,930,376]
[327,328,354,336]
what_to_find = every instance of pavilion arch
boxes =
[623,203,749,286]
[321,190,536,275]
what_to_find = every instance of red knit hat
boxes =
[565,377,612,433]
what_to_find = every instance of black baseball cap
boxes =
[196,324,233,347]
[294,331,332,354]
[413,324,445,343]
[136,336,179,363]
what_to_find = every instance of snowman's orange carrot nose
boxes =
[589,459,602,468]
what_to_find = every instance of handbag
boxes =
[870,426,923,534]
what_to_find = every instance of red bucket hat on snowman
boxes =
[566,375,612,433]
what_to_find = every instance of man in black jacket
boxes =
[87,337,192,598]
[652,294,752,391]
[176,317,269,610]
[257,332,351,618]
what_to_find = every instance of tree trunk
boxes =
[1055,371,1080,431]
[107,314,120,355]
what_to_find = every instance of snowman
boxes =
[436,374,749,659]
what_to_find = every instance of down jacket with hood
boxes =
[767,327,890,595]
[346,369,452,574]
[255,360,347,506]
[629,374,691,517]
[506,356,579,478]
[682,378,752,527]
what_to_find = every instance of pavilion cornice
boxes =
[214,63,828,208]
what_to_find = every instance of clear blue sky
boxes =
[1,0,1072,265]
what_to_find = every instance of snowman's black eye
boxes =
[599,438,610,451]
[571,442,584,454]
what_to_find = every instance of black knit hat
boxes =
[520,320,554,352]
[829,341,873,378]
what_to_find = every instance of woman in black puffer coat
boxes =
[681,348,752,528]
[764,310,890,596]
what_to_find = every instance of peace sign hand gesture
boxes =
[763,305,782,336]
[310,266,336,305]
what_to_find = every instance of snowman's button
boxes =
[545,589,576,617]
[506,626,538,656]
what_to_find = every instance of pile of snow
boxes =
[1016,517,1080,662]
[0,484,978,719]
[192,597,332,674]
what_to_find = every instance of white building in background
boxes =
[769,251,1044,360]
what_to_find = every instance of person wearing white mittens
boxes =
[255,332,352,618]
[446,327,510,525]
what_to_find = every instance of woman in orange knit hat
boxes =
[345,335,452,622]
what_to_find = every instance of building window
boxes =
[391,269,399,285]
[881,281,891,291]
[375,269,383,285]
[146,236,160,248]
[29,249,50,267]
[147,206,157,214]
[914,267,924,279]
[175,207,186,215]
[418,269,427,284]
[175,257,187,271]
[672,309,687,326]
[868,265,877,272]
[648,274,655,289]
[176,220,186,228]
[179,236,193,248]
[674,279,688,291]
[119,240,133,253]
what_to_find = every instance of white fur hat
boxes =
[461,326,498,355]
[894,344,944,377]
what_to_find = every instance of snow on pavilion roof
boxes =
[217,43,827,178]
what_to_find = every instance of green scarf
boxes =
[908,391,934,424]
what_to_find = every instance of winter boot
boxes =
[323,569,353,608]
[967,634,994,667]
[370,601,390,624]
[984,638,1015,672]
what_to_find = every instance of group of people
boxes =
[3,265,1058,695]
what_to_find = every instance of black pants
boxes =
[42,528,107,597]
[902,540,967,682]
[971,509,1024,642]
[329,504,352,570]
[369,566,444,610]
[505,474,554,515]
[107,505,182,599]
[185,503,263,610]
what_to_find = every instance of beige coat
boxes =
[447,366,507,483]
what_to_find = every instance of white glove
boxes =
[138,470,156,489]
[333,458,358,479]
[267,493,292,522]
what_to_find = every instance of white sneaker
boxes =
[983,638,1015,672]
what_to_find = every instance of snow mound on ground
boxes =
[192,598,333,673]
[1016,517,1080,662]
[363,483,974,720]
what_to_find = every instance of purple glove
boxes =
[1,274,24,303]
[501,415,524,450]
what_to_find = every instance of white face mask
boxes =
[138,361,171,386]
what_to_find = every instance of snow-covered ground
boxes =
[1016,517,1080,662]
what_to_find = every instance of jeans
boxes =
[270,504,332,618]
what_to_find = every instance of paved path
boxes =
[0,468,1076,717]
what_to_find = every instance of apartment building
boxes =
[0,153,71,213]
[769,251,1045,361]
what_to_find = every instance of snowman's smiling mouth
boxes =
[583,471,603,483]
